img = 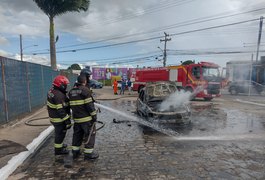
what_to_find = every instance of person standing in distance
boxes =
[113,79,118,95]
[69,75,99,160]
[127,79,132,95]
[120,79,126,95]
[47,75,72,155]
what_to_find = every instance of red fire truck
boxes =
[133,62,221,100]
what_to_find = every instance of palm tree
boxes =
[33,0,90,70]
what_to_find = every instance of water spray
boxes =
[95,103,179,137]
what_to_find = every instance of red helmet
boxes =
[53,75,70,90]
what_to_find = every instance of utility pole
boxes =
[20,34,23,61]
[160,32,171,67]
[256,16,263,62]
[248,53,254,96]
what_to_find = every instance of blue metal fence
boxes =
[0,56,77,124]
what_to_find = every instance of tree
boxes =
[33,0,90,70]
[68,63,81,70]
[181,60,195,65]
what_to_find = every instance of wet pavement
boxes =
[10,97,265,179]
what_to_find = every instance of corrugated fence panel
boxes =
[4,58,30,121]
[0,56,77,124]
[0,58,5,123]
[42,66,59,102]
[28,63,44,109]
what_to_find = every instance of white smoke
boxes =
[159,90,191,111]
[159,86,204,111]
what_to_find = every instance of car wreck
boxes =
[136,81,191,124]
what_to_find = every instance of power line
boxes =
[58,54,161,66]
[33,18,260,55]
[30,6,265,53]
[60,51,161,62]
[79,0,195,27]
[168,50,265,55]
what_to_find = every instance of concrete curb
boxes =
[0,126,54,180]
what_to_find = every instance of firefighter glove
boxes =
[65,117,72,129]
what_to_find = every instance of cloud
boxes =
[0,0,265,68]
[0,49,11,57]
[0,36,9,45]
[13,54,50,66]
[0,0,48,37]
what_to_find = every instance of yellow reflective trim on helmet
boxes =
[73,116,92,123]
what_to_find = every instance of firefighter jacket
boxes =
[68,84,97,123]
[47,87,70,123]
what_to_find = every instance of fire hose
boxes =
[25,107,105,132]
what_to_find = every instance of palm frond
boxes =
[33,0,90,18]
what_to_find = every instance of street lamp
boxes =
[20,44,38,61]
[157,47,164,65]
[157,46,163,53]
[19,34,39,61]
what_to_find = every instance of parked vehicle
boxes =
[89,79,103,89]
[228,80,265,95]
[136,81,191,124]
[133,61,221,101]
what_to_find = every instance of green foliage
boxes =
[33,0,90,18]
[181,60,195,65]
[68,63,81,70]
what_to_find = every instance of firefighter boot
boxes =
[54,147,69,155]
[72,150,81,159]
[84,151,99,160]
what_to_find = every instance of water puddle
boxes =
[95,101,265,141]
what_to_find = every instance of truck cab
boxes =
[188,62,221,100]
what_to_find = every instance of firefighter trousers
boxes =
[52,122,67,147]
[72,121,96,150]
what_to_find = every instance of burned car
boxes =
[136,81,191,124]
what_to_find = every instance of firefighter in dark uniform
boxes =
[69,75,99,160]
[80,68,92,88]
[47,75,72,155]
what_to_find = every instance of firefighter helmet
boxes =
[53,75,70,91]
[80,68,92,76]
[80,68,92,84]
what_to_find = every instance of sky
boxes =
[0,0,265,69]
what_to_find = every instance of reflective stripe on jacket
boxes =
[47,87,70,123]
[69,84,97,123]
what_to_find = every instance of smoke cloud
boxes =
[159,86,204,112]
